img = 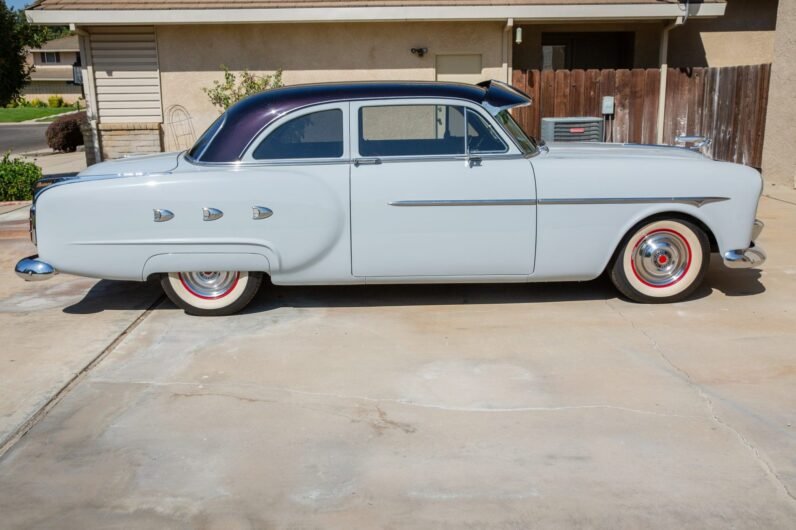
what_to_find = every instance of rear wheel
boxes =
[161,271,263,316]
[610,219,709,303]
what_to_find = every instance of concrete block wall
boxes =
[98,123,163,160]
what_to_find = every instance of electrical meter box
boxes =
[602,96,615,115]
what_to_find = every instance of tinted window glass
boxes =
[359,105,465,157]
[495,110,538,155]
[253,109,343,160]
[188,113,225,160]
[466,110,507,154]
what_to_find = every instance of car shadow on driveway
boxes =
[62,261,764,315]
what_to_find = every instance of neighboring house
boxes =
[23,34,83,104]
[25,0,792,186]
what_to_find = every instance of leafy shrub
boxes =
[47,95,64,108]
[203,65,283,110]
[29,98,46,108]
[46,111,86,152]
[0,152,42,201]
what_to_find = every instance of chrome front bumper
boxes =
[15,255,58,281]
[722,220,767,269]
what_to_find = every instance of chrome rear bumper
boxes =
[15,255,58,281]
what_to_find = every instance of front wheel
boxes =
[610,219,709,303]
[161,271,263,316]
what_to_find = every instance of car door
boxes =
[350,99,536,278]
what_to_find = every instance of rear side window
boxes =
[359,105,465,157]
[253,109,343,160]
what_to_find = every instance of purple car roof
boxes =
[189,80,531,163]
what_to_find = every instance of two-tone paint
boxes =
[16,81,765,286]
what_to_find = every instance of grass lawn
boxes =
[0,107,76,123]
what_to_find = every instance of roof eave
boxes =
[26,4,727,25]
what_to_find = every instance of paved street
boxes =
[0,188,794,528]
[0,124,49,155]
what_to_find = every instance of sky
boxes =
[5,0,32,10]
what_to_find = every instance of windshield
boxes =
[187,113,226,160]
[495,110,538,155]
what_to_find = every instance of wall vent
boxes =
[541,117,604,143]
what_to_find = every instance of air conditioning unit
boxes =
[541,117,604,143]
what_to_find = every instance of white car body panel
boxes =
[30,95,763,286]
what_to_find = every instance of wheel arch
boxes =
[604,210,718,274]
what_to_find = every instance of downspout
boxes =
[656,16,684,145]
[74,26,102,163]
[504,18,514,84]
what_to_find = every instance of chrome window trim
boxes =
[351,98,522,161]
[464,107,509,155]
[185,96,525,167]
[250,107,346,162]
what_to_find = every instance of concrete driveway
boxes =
[0,191,794,529]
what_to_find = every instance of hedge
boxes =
[0,153,42,202]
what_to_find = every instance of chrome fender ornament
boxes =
[203,207,223,221]
[252,206,273,220]
[153,209,174,222]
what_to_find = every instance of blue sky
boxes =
[5,0,32,10]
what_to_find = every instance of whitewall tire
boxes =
[610,219,709,303]
[161,271,263,316]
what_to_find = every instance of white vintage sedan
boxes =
[16,81,765,315]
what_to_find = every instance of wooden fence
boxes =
[511,64,771,168]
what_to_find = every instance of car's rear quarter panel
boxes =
[35,164,351,282]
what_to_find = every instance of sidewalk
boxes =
[21,150,87,177]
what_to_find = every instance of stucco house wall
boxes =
[156,21,507,149]
[762,0,796,188]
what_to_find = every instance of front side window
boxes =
[359,104,465,157]
[466,110,507,154]
[253,109,343,160]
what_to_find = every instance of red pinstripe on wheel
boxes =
[179,272,240,300]
[630,228,693,289]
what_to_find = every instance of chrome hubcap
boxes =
[632,231,691,287]
[179,271,239,299]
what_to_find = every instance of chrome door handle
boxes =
[468,157,482,168]
[354,158,382,167]
[252,206,273,220]
[153,209,174,222]
[203,207,223,221]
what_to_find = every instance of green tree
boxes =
[0,3,54,106]
[203,65,284,111]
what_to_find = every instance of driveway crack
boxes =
[605,299,796,505]
[0,295,165,461]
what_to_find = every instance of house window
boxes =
[542,32,634,70]
[40,52,61,64]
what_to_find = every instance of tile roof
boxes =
[29,0,723,10]
[29,34,79,52]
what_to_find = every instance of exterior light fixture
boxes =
[515,27,523,45]
[410,47,428,58]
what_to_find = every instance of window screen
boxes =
[253,109,344,160]
[466,110,507,154]
[359,105,465,157]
